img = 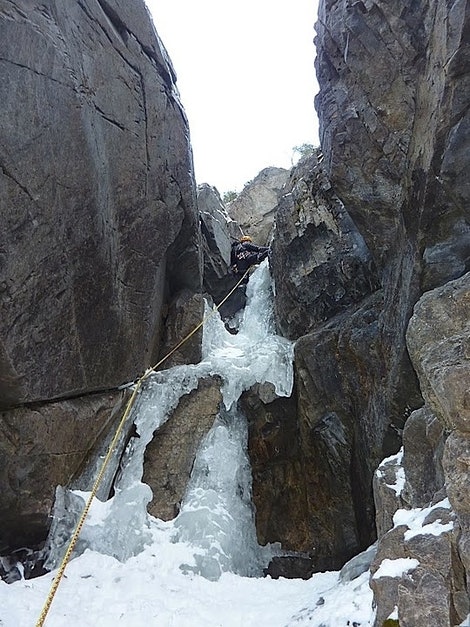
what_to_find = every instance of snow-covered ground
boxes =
[1,538,374,626]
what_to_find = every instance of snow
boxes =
[368,495,454,593]
[0,548,375,626]
[393,498,453,541]
[387,465,405,496]
[459,613,470,627]
[380,449,404,467]
[372,558,419,580]
[404,519,454,541]
[370,498,455,585]
[375,447,405,496]
[0,262,377,626]
[388,606,399,620]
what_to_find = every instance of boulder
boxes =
[264,554,315,580]
[406,272,470,433]
[401,406,446,509]
[443,431,470,579]
[370,270,470,624]
[370,501,466,627]
[198,183,242,269]
[197,183,244,320]
[143,376,222,521]
[373,450,405,539]
[406,273,470,592]
[339,542,377,583]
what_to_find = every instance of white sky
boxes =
[145,0,320,193]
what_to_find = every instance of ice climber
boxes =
[230,235,270,283]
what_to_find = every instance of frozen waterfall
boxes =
[44,260,294,580]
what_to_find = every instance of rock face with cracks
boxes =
[0,0,201,554]
[370,272,470,626]
[254,0,470,576]
[0,390,130,552]
[197,183,244,320]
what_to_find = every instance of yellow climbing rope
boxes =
[35,269,250,627]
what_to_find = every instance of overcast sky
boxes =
[145,0,320,193]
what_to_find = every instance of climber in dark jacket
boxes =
[230,235,270,283]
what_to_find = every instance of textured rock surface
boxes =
[257,276,421,566]
[315,0,470,281]
[406,272,470,433]
[373,451,405,539]
[0,0,200,407]
[443,432,470,584]
[241,388,310,551]
[143,377,222,521]
[227,167,289,245]
[197,183,244,320]
[0,390,130,552]
[370,502,466,627]
[371,272,470,624]
[158,290,204,369]
[1,4,470,613]
[290,304,419,567]
[263,0,469,573]
[244,357,381,571]
[198,184,242,268]
[270,153,379,339]
[401,406,446,509]
[0,0,202,560]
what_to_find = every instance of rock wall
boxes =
[0,389,130,552]
[226,167,290,245]
[372,272,470,626]
[0,0,200,405]
[271,151,380,338]
[0,1,201,554]
[1,3,469,609]
[316,0,470,284]
[257,0,470,574]
[198,184,242,307]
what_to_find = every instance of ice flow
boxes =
[45,260,294,580]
